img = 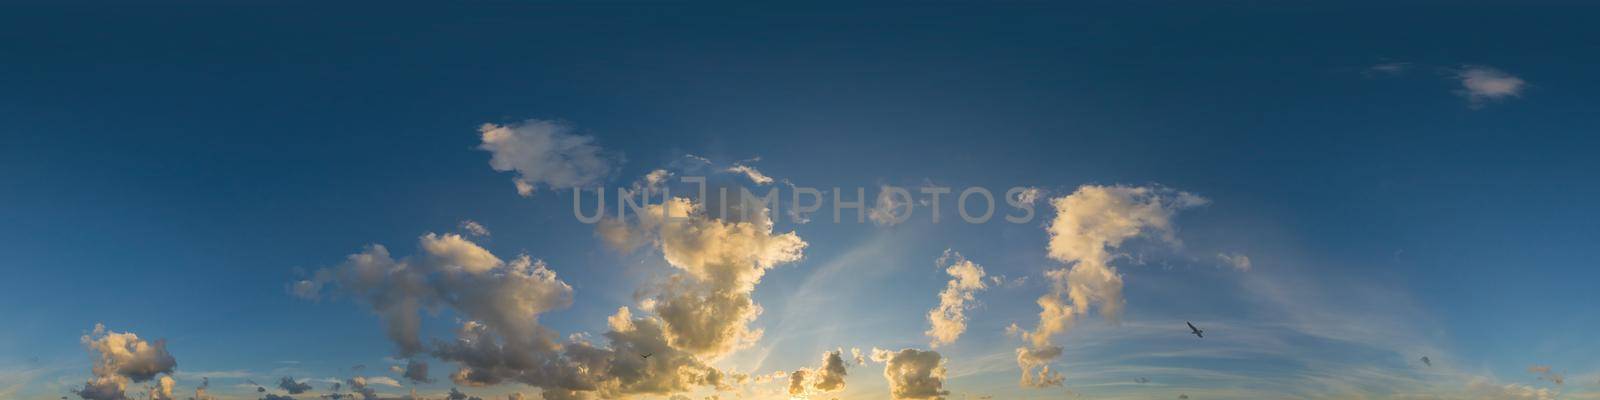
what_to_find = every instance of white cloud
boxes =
[726,164,774,185]
[1014,187,1043,206]
[292,233,582,386]
[478,120,617,197]
[1218,252,1252,272]
[1013,184,1206,388]
[926,249,988,347]
[299,191,805,399]
[146,376,175,400]
[869,185,914,227]
[1457,66,1526,107]
[872,348,949,400]
[458,220,490,237]
[75,324,179,400]
[787,350,849,397]
[607,195,808,358]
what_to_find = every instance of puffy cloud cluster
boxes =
[347,376,378,400]
[602,196,807,358]
[1457,66,1526,107]
[402,359,432,384]
[1012,185,1206,387]
[280,376,314,394]
[1012,345,1064,388]
[870,348,949,400]
[478,120,616,197]
[294,233,575,358]
[297,199,804,399]
[787,350,849,397]
[146,376,175,400]
[926,250,988,347]
[75,324,179,400]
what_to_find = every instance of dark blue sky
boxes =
[2,3,1597,399]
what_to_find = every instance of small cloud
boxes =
[1529,365,1565,385]
[458,220,490,237]
[1457,66,1526,107]
[869,185,914,227]
[279,377,314,394]
[1218,252,1252,272]
[726,164,774,185]
[1367,62,1412,76]
[478,119,618,197]
[401,359,431,384]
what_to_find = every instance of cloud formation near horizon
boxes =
[872,348,948,400]
[294,189,808,399]
[786,350,849,398]
[75,324,178,400]
[1011,185,1207,388]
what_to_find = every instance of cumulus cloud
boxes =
[926,250,988,347]
[346,377,378,400]
[293,233,575,357]
[459,220,490,237]
[1457,66,1526,107]
[787,350,849,397]
[871,348,948,400]
[1218,252,1252,272]
[75,324,178,400]
[1012,185,1206,387]
[601,195,807,358]
[279,377,314,394]
[478,120,617,197]
[1012,345,1064,388]
[297,194,804,399]
[145,376,175,400]
[402,359,431,384]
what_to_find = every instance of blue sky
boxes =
[2,3,1598,400]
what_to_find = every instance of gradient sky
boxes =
[2,3,1598,400]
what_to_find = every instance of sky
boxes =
[2,3,1598,400]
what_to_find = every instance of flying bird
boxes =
[1187,321,1204,338]
[1420,356,1431,367]
[640,353,652,359]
